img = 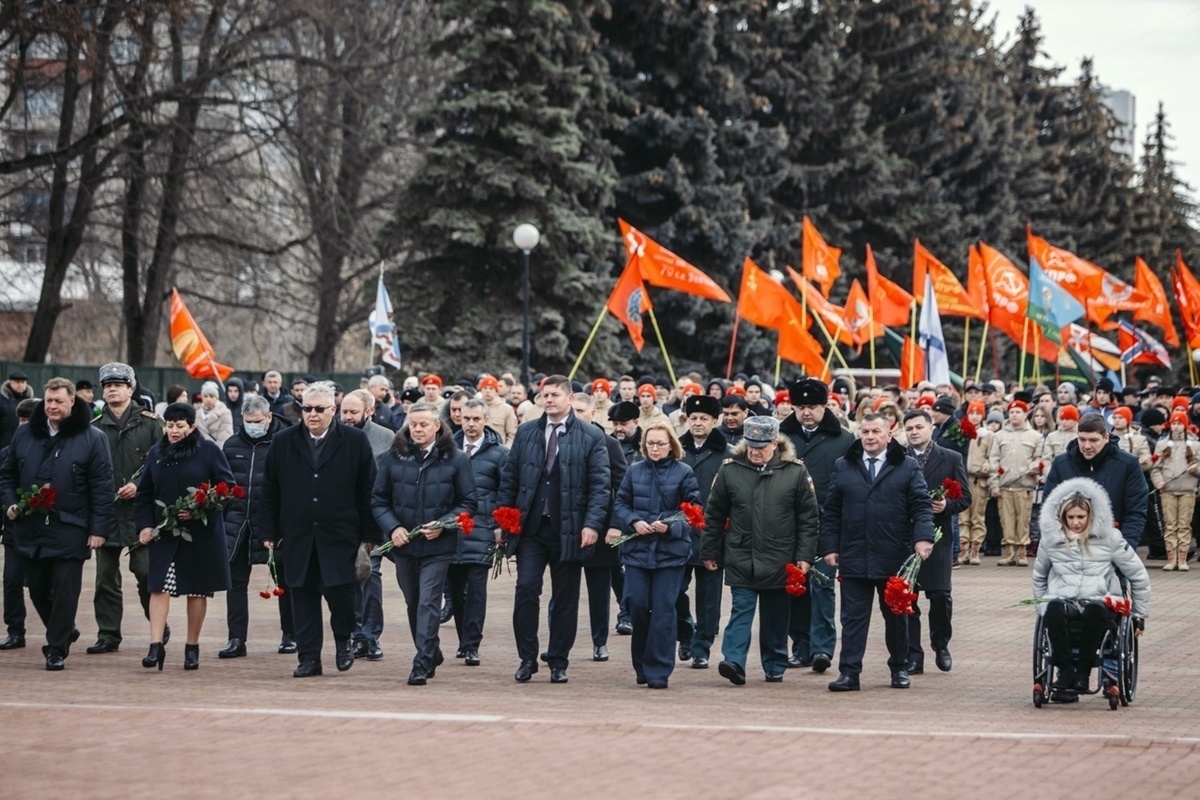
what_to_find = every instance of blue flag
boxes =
[1028,257,1084,342]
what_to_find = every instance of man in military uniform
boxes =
[86,363,165,654]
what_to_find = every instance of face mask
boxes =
[244,422,268,439]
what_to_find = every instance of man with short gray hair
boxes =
[367,375,400,431]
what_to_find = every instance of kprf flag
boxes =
[785,266,855,346]
[1027,257,1085,342]
[606,258,652,352]
[1117,320,1172,369]
[368,274,402,369]
[1172,250,1200,349]
[1027,228,1145,328]
[618,218,731,303]
[865,244,914,327]
[912,240,982,319]
[844,278,884,345]
[1133,256,1179,347]
[801,216,842,297]
[976,242,1059,362]
[737,258,825,377]
[170,288,234,382]
[918,275,950,385]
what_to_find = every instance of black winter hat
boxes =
[683,395,721,419]
[608,401,640,422]
[788,378,828,407]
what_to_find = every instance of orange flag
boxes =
[844,278,884,345]
[1171,250,1200,350]
[912,240,983,319]
[1133,256,1179,347]
[779,318,829,380]
[618,218,731,303]
[170,288,234,382]
[976,242,1059,362]
[785,266,855,346]
[606,258,652,352]
[801,216,842,297]
[865,244,914,327]
[737,258,826,377]
[966,244,990,318]
[900,335,925,388]
[1027,228,1145,328]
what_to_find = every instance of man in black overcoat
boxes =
[901,409,971,674]
[259,382,379,677]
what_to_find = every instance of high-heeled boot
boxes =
[184,643,200,671]
[143,642,165,671]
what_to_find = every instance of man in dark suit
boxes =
[259,382,379,678]
[820,413,935,691]
[901,409,971,674]
[496,374,610,684]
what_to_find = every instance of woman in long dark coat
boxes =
[135,403,235,671]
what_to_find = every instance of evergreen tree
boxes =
[389,0,622,379]
[1131,103,1198,264]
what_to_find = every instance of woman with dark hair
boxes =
[155,384,189,417]
[224,377,245,433]
[135,402,235,670]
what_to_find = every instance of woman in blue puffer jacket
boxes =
[610,422,701,689]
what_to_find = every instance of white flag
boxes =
[918,274,950,384]
[369,274,402,369]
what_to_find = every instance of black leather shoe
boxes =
[615,620,633,636]
[439,602,454,625]
[636,674,647,685]
[143,642,165,670]
[593,645,608,662]
[293,661,323,677]
[678,643,692,662]
[352,639,369,659]
[278,634,297,654]
[70,628,80,644]
[787,654,812,669]
[335,640,354,672]
[550,667,568,684]
[648,681,668,689]
[907,660,925,675]
[86,639,119,654]
[45,653,65,671]
[183,643,200,671]
[539,651,550,664]
[811,653,832,673]
[691,656,709,669]
[455,647,466,659]
[828,673,860,692]
[935,649,952,672]
[218,638,246,659]
[765,673,784,683]
[367,640,384,661]
[515,660,538,682]
[891,669,911,688]
[718,660,746,686]
[407,668,428,686]
[0,634,25,650]
[464,649,480,666]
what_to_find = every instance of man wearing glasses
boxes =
[260,382,380,678]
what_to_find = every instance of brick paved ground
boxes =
[2,550,1199,799]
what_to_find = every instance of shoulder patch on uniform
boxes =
[722,457,735,465]
[140,409,159,418]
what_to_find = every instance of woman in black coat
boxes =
[135,403,235,671]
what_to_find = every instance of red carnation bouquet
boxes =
[1103,595,1132,617]
[959,417,977,440]
[785,563,808,596]
[372,511,474,556]
[134,482,244,550]
[14,483,56,519]
[489,506,523,579]
[260,545,285,600]
[929,478,964,502]
[609,502,706,548]
[884,526,942,616]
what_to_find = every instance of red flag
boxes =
[966,244,990,318]
[1172,250,1200,350]
[977,242,1060,362]
[865,244,914,327]
[912,240,983,319]
[618,219,731,303]
[1133,256,1179,347]
[785,266,855,346]
[606,258,652,352]
[737,258,826,378]
[778,316,829,380]
[170,288,234,382]
[801,216,842,297]
[1027,228,1145,328]
[844,278,884,345]
[900,335,925,388]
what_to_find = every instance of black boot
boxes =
[183,643,200,671]
[143,642,165,671]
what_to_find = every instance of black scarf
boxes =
[159,430,201,466]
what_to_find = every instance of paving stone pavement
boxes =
[2,551,1199,799]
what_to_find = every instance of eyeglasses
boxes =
[645,441,670,449]
[301,405,332,414]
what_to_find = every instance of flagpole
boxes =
[1033,326,1041,386]
[822,322,845,376]
[973,320,989,384]
[568,305,609,381]
[908,301,917,386]
[774,354,781,386]
[806,305,851,371]
[1019,318,1030,387]
[868,308,877,386]
[203,352,227,393]
[646,307,678,386]
[726,317,739,380]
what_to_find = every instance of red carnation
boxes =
[492,506,523,535]
[1103,595,1131,617]
[272,586,285,597]
[960,418,977,440]
[259,590,272,599]
[1151,454,1160,463]
[1037,461,1045,473]
[231,484,246,499]
[214,482,230,497]
[457,511,475,536]
[884,575,918,616]
[997,466,1005,475]
[784,563,808,596]
[681,502,706,529]
[940,478,963,501]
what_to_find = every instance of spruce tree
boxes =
[1131,103,1198,264]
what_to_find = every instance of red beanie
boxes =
[967,400,986,415]
[1007,399,1029,413]
[1113,406,1133,424]
[1171,410,1190,427]
[591,378,612,395]
[1057,405,1079,421]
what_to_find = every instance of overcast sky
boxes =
[982,0,1200,200]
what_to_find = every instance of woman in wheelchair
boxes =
[1032,478,1150,701]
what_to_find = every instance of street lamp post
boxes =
[512,223,540,390]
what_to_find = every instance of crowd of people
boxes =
[0,363,1160,695]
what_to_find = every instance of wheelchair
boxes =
[1031,599,1138,710]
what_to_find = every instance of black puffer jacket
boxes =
[453,427,507,565]
[222,416,286,565]
[372,427,476,559]
[0,397,114,560]
[779,407,855,501]
[679,429,730,566]
[612,456,701,569]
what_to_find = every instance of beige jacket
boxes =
[966,429,993,480]
[485,396,517,446]
[987,420,1044,491]
[638,406,672,433]
[1151,434,1200,493]
[1114,429,1151,472]
[1042,428,1077,461]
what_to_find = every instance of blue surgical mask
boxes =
[244,422,268,439]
